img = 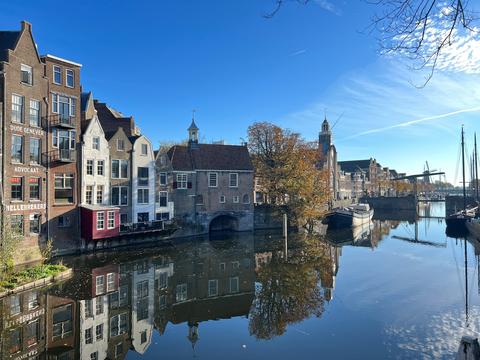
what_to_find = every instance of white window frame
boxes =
[229,277,239,293]
[208,279,218,297]
[219,195,226,203]
[29,99,41,127]
[111,159,128,179]
[86,160,94,175]
[21,64,33,85]
[86,185,93,205]
[95,275,104,295]
[137,189,149,204]
[111,186,128,206]
[107,272,115,291]
[157,191,168,207]
[96,185,104,204]
[229,173,238,188]
[53,65,62,85]
[11,94,24,124]
[208,172,218,187]
[176,173,187,189]
[65,69,74,88]
[96,212,105,230]
[117,139,125,151]
[233,195,239,203]
[92,137,100,150]
[176,283,187,302]
[107,211,115,229]
[97,160,104,176]
[159,172,167,186]
[141,143,148,156]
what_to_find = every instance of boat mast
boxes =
[475,133,479,201]
[462,126,466,211]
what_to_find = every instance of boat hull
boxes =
[325,210,374,229]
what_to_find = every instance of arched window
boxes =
[242,194,250,204]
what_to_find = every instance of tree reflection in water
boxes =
[250,236,339,340]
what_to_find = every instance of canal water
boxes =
[2,202,479,359]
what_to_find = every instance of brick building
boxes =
[0,21,49,262]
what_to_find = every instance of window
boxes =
[86,186,93,204]
[92,137,100,150]
[115,343,123,357]
[110,313,128,337]
[141,143,148,155]
[29,214,40,234]
[108,211,115,229]
[141,330,147,344]
[208,279,218,297]
[11,177,23,201]
[120,213,128,224]
[53,65,62,84]
[219,195,226,203]
[54,174,74,204]
[138,189,149,204]
[138,167,149,186]
[29,99,40,127]
[21,64,33,85]
[9,328,21,354]
[66,69,74,87]
[159,294,166,308]
[158,272,168,289]
[220,263,226,271]
[137,280,149,298]
[52,129,76,149]
[58,215,70,228]
[233,195,239,203]
[159,172,167,185]
[107,273,115,291]
[243,194,250,204]
[28,291,39,310]
[10,215,23,234]
[87,160,94,175]
[137,212,149,222]
[95,324,103,340]
[208,172,218,187]
[52,94,76,118]
[25,320,39,346]
[229,277,239,293]
[96,185,104,204]
[155,212,169,221]
[112,160,128,179]
[11,94,23,123]
[10,295,21,315]
[90,352,98,360]
[229,173,238,187]
[85,327,93,344]
[176,173,187,189]
[111,186,128,206]
[176,283,187,302]
[117,139,125,151]
[96,297,103,315]
[196,194,204,205]
[157,191,167,207]
[29,138,41,165]
[97,212,105,230]
[97,160,104,176]
[96,275,105,295]
[232,261,240,269]
[85,299,93,317]
[52,304,73,340]
[11,135,23,163]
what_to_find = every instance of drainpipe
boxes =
[44,93,50,243]
[0,69,5,237]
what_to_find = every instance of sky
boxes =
[1,0,480,183]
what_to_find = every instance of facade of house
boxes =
[154,150,175,221]
[158,120,254,233]
[0,21,49,261]
[42,53,82,251]
[131,135,156,223]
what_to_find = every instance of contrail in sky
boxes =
[339,106,480,141]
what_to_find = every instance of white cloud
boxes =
[314,0,342,16]
[290,49,307,57]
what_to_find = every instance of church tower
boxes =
[319,117,332,156]
[188,112,199,144]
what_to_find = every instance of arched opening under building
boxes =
[209,215,239,233]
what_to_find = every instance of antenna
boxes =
[331,111,344,130]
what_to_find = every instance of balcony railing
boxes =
[43,149,76,164]
[46,114,76,128]
[120,220,174,234]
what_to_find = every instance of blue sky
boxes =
[2,0,480,183]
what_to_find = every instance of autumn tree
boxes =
[248,122,330,232]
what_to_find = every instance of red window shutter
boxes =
[187,182,192,189]
[173,181,177,189]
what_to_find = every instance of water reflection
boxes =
[2,203,480,359]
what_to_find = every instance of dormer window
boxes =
[21,64,32,85]
[66,69,74,88]
[53,65,62,84]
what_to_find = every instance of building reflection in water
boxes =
[0,219,403,359]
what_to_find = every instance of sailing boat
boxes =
[466,133,480,238]
[446,127,475,233]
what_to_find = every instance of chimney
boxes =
[21,21,32,32]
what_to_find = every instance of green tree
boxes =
[0,220,23,279]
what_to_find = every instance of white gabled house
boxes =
[80,113,110,207]
[131,135,156,223]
